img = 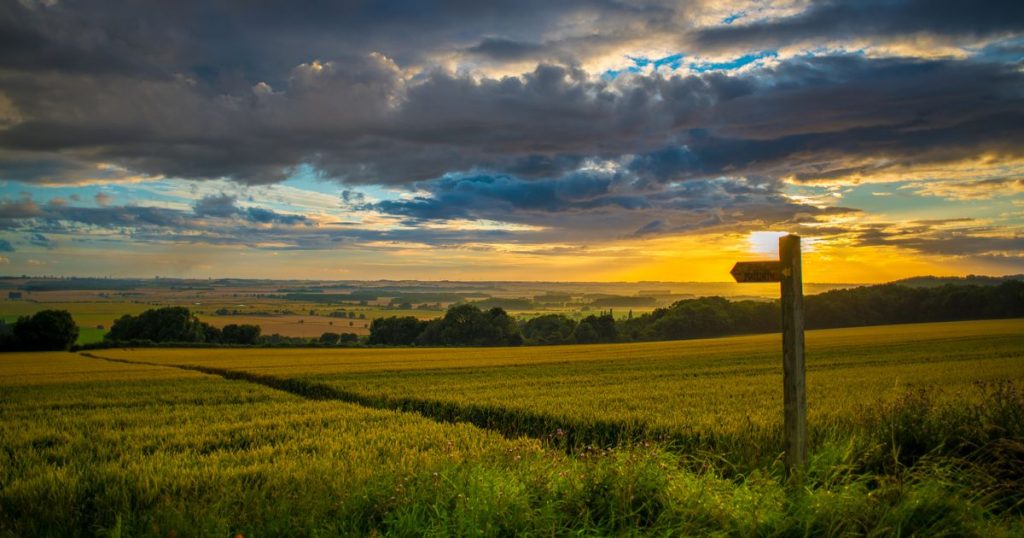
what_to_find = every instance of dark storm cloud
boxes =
[466,38,548,61]
[3,50,1021,188]
[695,0,1024,52]
[0,0,652,84]
[0,238,13,251]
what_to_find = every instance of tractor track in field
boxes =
[78,352,677,453]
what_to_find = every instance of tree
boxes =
[3,310,79,351]
[319,332,340,345]
[368,316,428,345]
[416,304,522,346]
[222,324,261,345]
[106,307,212,343]
[573,313,616,343]
[522,314,576,344]
[571,321,598,344]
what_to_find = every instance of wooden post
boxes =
[730,233,808,477]
[779,234,806,475]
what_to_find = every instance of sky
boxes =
[0,0,1022,283]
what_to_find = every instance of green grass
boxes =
[3,320,1023,535]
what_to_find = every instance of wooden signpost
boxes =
[730,234,806,476]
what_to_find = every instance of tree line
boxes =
[368,304,620,346]
[2,281,1022,351]
[371,281,1024,346]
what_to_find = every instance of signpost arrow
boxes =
[730,261,783,283]
[731,234,807,478]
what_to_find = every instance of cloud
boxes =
[0,239,13,251]
[694,0,1024,54]
[370,172,637,221]
[797,217,1024,260]
[193,193,312,225]
[904,177,1024,200]
[0,0,1021,272]
[858,227,1024,257]
[632,219,668,237]
[366,169,856,243]
[465,37,548,61]
[1,50,1020,192]
[193,193,240,218]
[0,198,43,220]
[29,232,53,249]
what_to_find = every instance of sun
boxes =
[746,231,790,256]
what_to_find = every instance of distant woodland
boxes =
[370,281,1024,346]
[3,281,1022,350]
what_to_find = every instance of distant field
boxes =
[202,314,372,336]
[3,319,1023,535]
[0,299,441,340]
[0,300,151,327]
[0,279,861,342]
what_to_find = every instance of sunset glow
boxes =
[0,1,1021,282]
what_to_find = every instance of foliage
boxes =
[572,313,617,343]
[0,310,79,351]
[221,323,261,345]
[620,281,1024,343]
[521,314,577,344]
[416,305,523,346]
[368,316,429,345]
[106,306,214,344]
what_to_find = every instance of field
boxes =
[0,278,857,342]
[0,300,403,342]
[203,314,373,337]
[2,320,1023,535]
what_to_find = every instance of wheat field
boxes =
[3,319,1022,535]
